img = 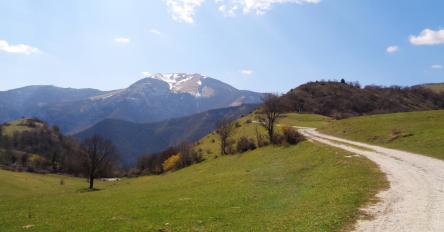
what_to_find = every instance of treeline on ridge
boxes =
[282,80,444,119]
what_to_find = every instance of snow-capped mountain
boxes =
[144,73,206,97]
[0,73,262,133]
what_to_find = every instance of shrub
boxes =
[236,137,257,153]
[282,127,305,145]
[162,154,181,172]
[273,133,285,145]
[235,122,242,128]
[255,129,269,148]
[245,119,252,124]
[225,139,236,155]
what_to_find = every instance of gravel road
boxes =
[297,127,444,232]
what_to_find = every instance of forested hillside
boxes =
[282,81,444,118]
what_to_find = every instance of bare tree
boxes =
[215,117,234,155]
[81,135,118,190]
[257,93,285,144]
[0,126,3,146]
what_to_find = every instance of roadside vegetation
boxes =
[320,110,444,160]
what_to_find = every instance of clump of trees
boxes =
[0,119,122,189]
[136,142,203,175]
[210,93,305,156]
[0,120,85,174]
[282,81,444,119]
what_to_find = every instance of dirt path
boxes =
[296,127,444,232]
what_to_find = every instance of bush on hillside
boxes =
[137,142,204,175]
[236,137,257,153]
[273,133,285,145]
[162,154,181,172]
[282,127,305,145]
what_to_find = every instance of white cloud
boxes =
[0,40,40,55]
[410,28,444,45]
[165,0,320,23]
[114,37,130,44]
[149,29,162,35]
[219,0,320,15]
[431,64,443,69]
[240,69,253,76]
[165,0,205,23]
[386,45,399,54]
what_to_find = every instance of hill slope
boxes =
[419,83,444,93]
[282,81,444,118]
[75,104,258,165]
[0,134,385,231]
[320,110,444,160]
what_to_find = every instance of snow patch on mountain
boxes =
[143,73,208,97]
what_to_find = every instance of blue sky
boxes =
[0,0,443,92]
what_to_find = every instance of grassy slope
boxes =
[0,114,386,231]
[422,83,444,93]
[320,110,444,160]
[1,119,35,136]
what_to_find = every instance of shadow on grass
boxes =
[77,188,102,193]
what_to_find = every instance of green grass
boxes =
[320,110,444,160]
[196,113,331,158]
[0,113,387,231]
[280,113,332,128]
[0,142,385,231]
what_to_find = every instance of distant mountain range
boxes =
[75,104,258,165]
[0,73,262,133]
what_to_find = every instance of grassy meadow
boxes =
[0,113,387,231]
[1,119,36,136]
[0,143,385,232]
[320,110,444,160]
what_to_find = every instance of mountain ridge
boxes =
[0,73,263,133]
[75,104,259,165]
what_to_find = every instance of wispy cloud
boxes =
[165,0,205,23]
[114,37,130,44]
[165,0,320,23]
[240,69,253,76]
[149,29,162,35]
[386,45,399,54]
[431,64,443,69]
[218,0,321,16]
[0,40,40,55]
[410,29,444,45]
